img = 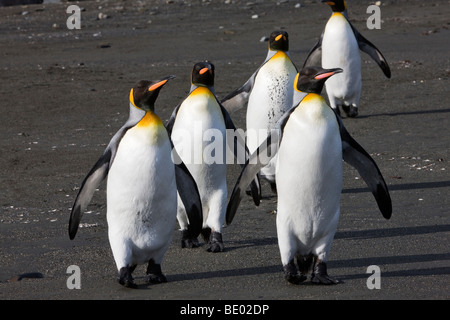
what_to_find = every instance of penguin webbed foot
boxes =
[342,104,358,118]
[181,229,201,248]
[145,259,167,284]
[205,231,224,253]
[311,261,339,285]
[145,273,167,284]
[118,266,138,289]
[283,260,307,285]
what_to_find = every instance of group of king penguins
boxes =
[69,0,393,288]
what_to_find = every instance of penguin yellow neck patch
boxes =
[136,111,163,128]
[302,93,323,104]
[273,51,289,59]
[191,86,214,97]
[331,12,344,19]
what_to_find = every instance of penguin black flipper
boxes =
[69,149,111,240]
[220,73,255,114]
[172,151,203,239]
[303,33,323,68]
[69,112,143,240]
[166,111,203,238]
[225,104,299,224]
[334,111,392,219]
[218,102,262,205]
[226,128,282,225]
[165,103,181,136]
[348,22,391,78]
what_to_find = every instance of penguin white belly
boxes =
[107,119,177,269]
[275,96,343,264]
[172,87,227,232]
[322,13,361,108]
[246,52,297,180]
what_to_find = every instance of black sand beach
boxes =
[0,0,449,302]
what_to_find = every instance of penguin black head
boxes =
[191,61,215,87]
[295,66,343,94]
[130,75,175,111]
[322,0,346,12]
[269,30,289,52]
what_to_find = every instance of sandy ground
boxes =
[0,0,449,303]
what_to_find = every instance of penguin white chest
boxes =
[276,95,343,250]
[172,87,227,167]
[247,52,297,134]
[107,113,177,255]
[322,13,361,100]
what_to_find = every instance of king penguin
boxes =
[303,0,391,117]
[226,66,392,284]
[221,30,298,194]
[68,76,203,288]
[166,61,255,252]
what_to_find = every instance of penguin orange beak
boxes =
[147,75,176,92]
[148,79,168,92]
[199,67,209,75]
[314,68,343,80]
[323,1,335,5]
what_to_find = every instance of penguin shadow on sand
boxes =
[334,224,450,281]
[346,108,450,120]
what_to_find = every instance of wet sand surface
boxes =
[0,0,449,301]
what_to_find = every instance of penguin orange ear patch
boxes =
[275,34,283,41]
[129,88,137,107]
[199,67,209,75]
[294,73,301,91]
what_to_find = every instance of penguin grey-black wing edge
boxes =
[173,158,203,239]
[165,103,181,136]
[220,74,255,114]
[69,149,111,239]
[226,104,298,224]
[334,111,392,219]
[348,22,391,78]
[226,128,282,225]
[166,128,203,238]
[303,33,323,68]
[166,105,203,237]
[218,102,262,205]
